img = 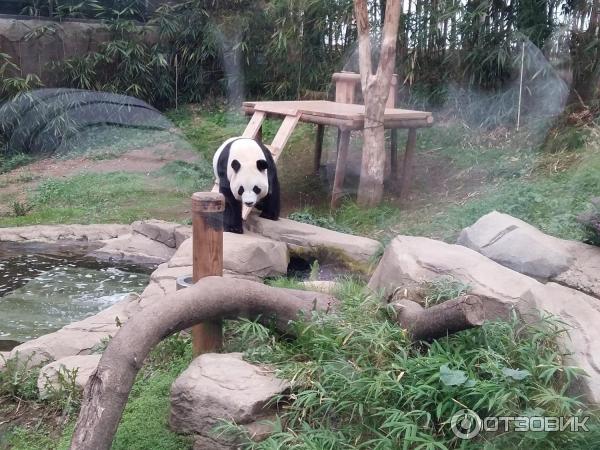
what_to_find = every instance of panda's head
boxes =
[228,140,270,208]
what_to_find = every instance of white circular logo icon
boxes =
[451,409,482,439]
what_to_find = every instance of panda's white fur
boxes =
[213,137,280,234]
[213,137,269,207]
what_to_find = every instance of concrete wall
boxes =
[0,15,157,84]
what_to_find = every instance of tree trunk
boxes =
[390,295,485,340]
[70,277,338,450]
[354,0,402,207]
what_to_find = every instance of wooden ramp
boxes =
[212,110,301,220]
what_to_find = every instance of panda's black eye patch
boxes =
[253,186,261,194]
[231,159,241,173]
[238,186,244,196]
[256,160,268,172]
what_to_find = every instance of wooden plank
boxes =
[270,113,300,160]
[399,128,417,202]
[335,80,356,104]
[390,129,398,178]
[247,100,432,122]
[243,105,432,131]
[314,124,325,174]
[331,129,351,209]
[242,111,266,139]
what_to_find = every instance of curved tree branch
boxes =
[70,276,338,450]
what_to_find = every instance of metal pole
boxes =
[517,41,525,131]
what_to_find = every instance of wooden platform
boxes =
[242,100,433,130]
[214,99,433,217]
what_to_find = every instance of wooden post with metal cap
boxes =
[190,191,225,356]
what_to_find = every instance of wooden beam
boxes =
[191,192,225,356]
[242,111,266,139]
[331,129,351,209]
[390,129,398,178]
[399,128,417,202]
[314,124,325,174]
[270,113,300,160]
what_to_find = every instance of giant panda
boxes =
[213,137,280,234]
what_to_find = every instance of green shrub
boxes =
[0,153,34,173]
[577,198,600,246]
[288,210,354,234]
[224,279,597,450]
[0,353,40,401]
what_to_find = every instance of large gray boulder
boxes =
[131,219,191,249]
[169,233,288,279]
[369,235,600,403]
[458,211,600,297]
[369,235,538,319]
[87,233,176,266]
[37,354,101,398]
[170,353,288,447]
[522,283,600,402]
[8,294,139,367]
[245,215,380,271]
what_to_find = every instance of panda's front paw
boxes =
[225,225,244,234]
[259,211,279,221]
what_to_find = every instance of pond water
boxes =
[0,243,150,350]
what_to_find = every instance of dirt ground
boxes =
[0,143,199,217]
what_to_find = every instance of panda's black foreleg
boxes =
[258,193,280,221]
[221,187,244,233]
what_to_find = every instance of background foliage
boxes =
[0,0,598,122]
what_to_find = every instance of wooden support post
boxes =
[390,129,398,178]
[191,192,225,356]
[331,129,350,209]
[399,128,417,202]
[314,124,325,174]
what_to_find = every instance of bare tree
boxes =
[355,0,402,206]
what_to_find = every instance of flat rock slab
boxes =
[245,215,380,271]
[369,235,600,404]
[37,354,101,398]
[170,352,289,444]
[169,233,288,278]
[458,211,600,297]
[132,219,191,249]
[87,233,175,266]
[0,224,129,243]
[8,294,139,367]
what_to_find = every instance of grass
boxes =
[288,123,600,244]
[218,279,599,450]
[0,171,202,226]
[1,335,195,450]
[2,281,598,450]
[0,153,34,174]
[55,126,180,160]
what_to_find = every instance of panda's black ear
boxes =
[231,159,241,173]
[257,159,268,172]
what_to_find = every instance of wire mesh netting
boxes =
[0,88,173,155]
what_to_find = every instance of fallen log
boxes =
[390,294,484,340]
[70,276,338,450]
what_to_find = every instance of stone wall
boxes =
[0,16,157,84]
